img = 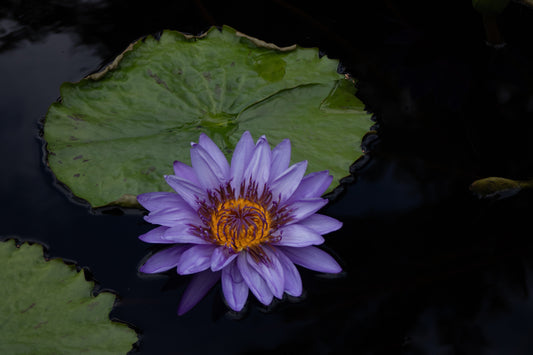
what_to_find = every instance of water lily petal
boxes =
[287,171,333,202]
[144,207,200,227]
[176,244,217,275]
[275,248,302,296]
[237,252,273,306]
[269,138,291,182]
[165,175,206,210]
[243,136,271,192]
[137,192,187,212]
[298,214,343,235]
[246,247,285,298]
[191,143,228,190]
[287,198,328,222]
[139,226,173,244]
[270,160,308,203]
[139,245,191,273]
[163,226,210,244]
[230,131,254,190]
[177,269,221,315]
[221,261,249,312]
[280,246,342,274]
[211,246,238,271]
[198,133,230,177]
[173,161,200,185]
[274,224,325,247]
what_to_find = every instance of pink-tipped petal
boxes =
[177,269,221,315]
[165,175,206,210]
[298,214,343,235]
[237,252,273,306]
[230,131,254,190]
[139,245,191,274]
[273,224,325,247]
[280,246,342,274]
[269,139,291,182]
[269,160,308,203]
[246,247,285,299]
[221,261,249,312]
[275,248,302,296]
[173,161,200,185]
[211,246,238,271]
[288,171,333,202]
[176,244,217,275]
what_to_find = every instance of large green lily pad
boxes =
[44,25,373,208]
[0,239,137,354]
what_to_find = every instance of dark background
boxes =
[2,0,533,354]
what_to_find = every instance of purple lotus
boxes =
[138,131,342,315]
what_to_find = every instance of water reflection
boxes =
[2,0,533,354]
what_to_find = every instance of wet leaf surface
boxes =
[44,26,372,208]
[0,239,137,354]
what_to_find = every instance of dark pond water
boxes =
[2,1,533,354]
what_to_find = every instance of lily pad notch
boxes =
[0,239,138,354]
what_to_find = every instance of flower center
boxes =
[211,198,271,251]
[193,180,291,254]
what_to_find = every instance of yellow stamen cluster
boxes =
[210,198,272,252]
[193,181,291,257]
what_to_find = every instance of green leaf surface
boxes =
[44,25,373,207]
[0,239,137,354]
[470,176,533,199]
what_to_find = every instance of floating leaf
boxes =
[0,239,137,354]
[44,25,373,208]
[469,176,533,199]
[472,0,510,15]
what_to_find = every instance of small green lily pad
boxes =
[0,239,137,354]
[470,176,533,199]
[44,25,373,207]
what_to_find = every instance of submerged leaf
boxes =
[44,26,373,207]
[0,239,137,354]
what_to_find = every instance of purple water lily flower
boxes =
[138,131,342,315]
